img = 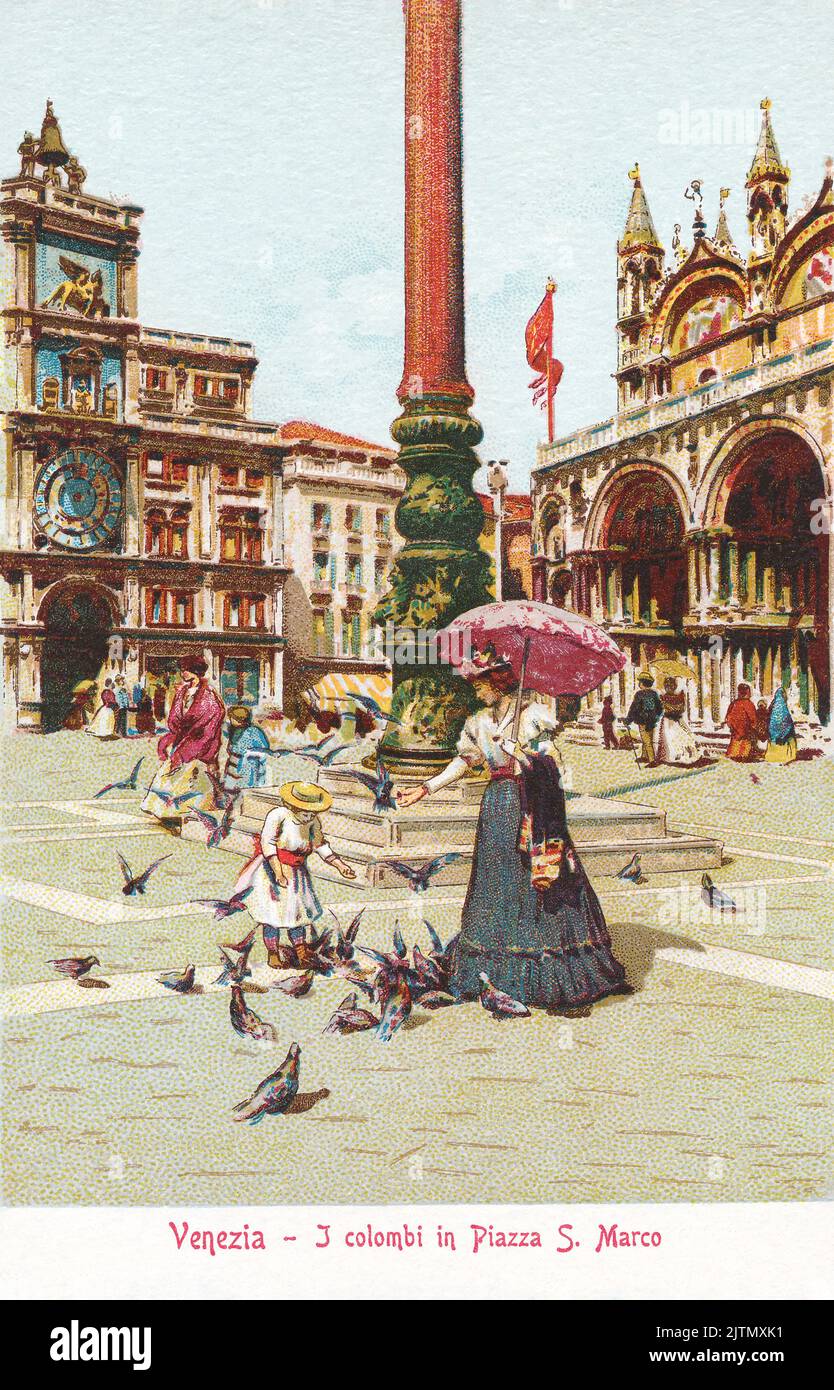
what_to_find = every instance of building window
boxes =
[374,557,388,591]
[376,508,391,537]
[313,552,330,586]
[143,452,190,484]
[195,374,240,403]
[244,468,264,490]
[346,504,363,534]
[347,556,363,589]
[145,508,166,556]
[145,588,194,627]
[144,367,169,392]
[219,463,240,489]
[342,611,362,657]
[223,593,266,629]
[144,505,191,558]
[312,502,331,534]
[219,510,263,562]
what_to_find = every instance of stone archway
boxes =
[596,467,689,628]
[39,584,116,732]
[709,428,830,720]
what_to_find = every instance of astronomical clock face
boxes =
[34,447,123,551]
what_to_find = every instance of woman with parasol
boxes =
[398,601,631,1013]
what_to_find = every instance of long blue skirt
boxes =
[449,780,630,1010]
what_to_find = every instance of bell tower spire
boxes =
[746,98,790,261]
[616,165,665,410]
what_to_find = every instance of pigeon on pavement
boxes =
[229,984,278,1042]
[701,873,737,913]
[232,1043,301,1123]
[323,991,378,1035]
[270,971,314,997]
[157,963,197,994]
[48,954,100,980]
[478,972,530,1020]
[616,852,647,884]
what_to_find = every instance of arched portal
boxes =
[717,430,829,720]
[39,585,115,732]
[600,470,688,629]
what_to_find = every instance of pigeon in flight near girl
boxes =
[117,852,172,896]
[381,853,461,892]
[191,888,253,920]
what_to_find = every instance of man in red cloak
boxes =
[723,682,759,761]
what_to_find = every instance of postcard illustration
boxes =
[1,0,831,1217]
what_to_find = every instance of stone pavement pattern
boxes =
[1,731,832,1205]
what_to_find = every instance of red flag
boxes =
[525,279,563,442]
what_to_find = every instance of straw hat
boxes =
[227,704,251,727]
[280,781,333,814]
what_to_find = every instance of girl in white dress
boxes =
[233,781,355,965]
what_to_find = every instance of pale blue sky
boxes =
[3,0,834,489]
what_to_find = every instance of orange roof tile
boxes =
[280,419,394,455]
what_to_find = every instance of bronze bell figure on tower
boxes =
[36,100,70,185]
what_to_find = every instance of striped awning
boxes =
[304,671,392,714]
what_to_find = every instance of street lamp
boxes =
[487,460,509,601]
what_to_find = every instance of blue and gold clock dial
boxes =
[34,448,123,551]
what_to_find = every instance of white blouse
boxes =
[261,805,335,861]
[424,701,559,794]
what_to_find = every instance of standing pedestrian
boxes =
[723,683,759,762]
[114,677,130,737]
[141,657,225,824]
[599,695,618,750]
[223,705,271,793]
[624,670,663,766]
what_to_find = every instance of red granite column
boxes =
[399,0,472,405]
[378,0,490,771]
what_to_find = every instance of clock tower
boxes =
[0,103,288,733]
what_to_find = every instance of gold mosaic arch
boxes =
[694,414,831,530]
[583,458,690,551]
[650,251,748,357]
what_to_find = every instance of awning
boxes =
[304,671,392,714]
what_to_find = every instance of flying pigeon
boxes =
[157,963,197,993]
[220,926,257,954]
[191,888,253,920]
[616,852,647,884]
[48,953,100,980]
[328,907,365,964]
[701,873,737,913]
[117,852,172,896]
[232,1043,301,1123]
[323,991,378,1035]
[342,758,395,812]
[215,945,252,987]
[270,970,314,997]
[478,972,530,1020]
[150,788,204,813]
[340,692,402,726]
[189,801,237,848]
[205,767,239,811]
[229,984,278,1042]
[381,853,461,892]
[267,736,350,768]
[93,758,145,798]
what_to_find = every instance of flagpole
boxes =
[546,278,556,444]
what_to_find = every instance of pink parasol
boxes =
[440,600,627,738]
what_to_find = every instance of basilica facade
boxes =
[0,104,287,732]
[532,100,834,731]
